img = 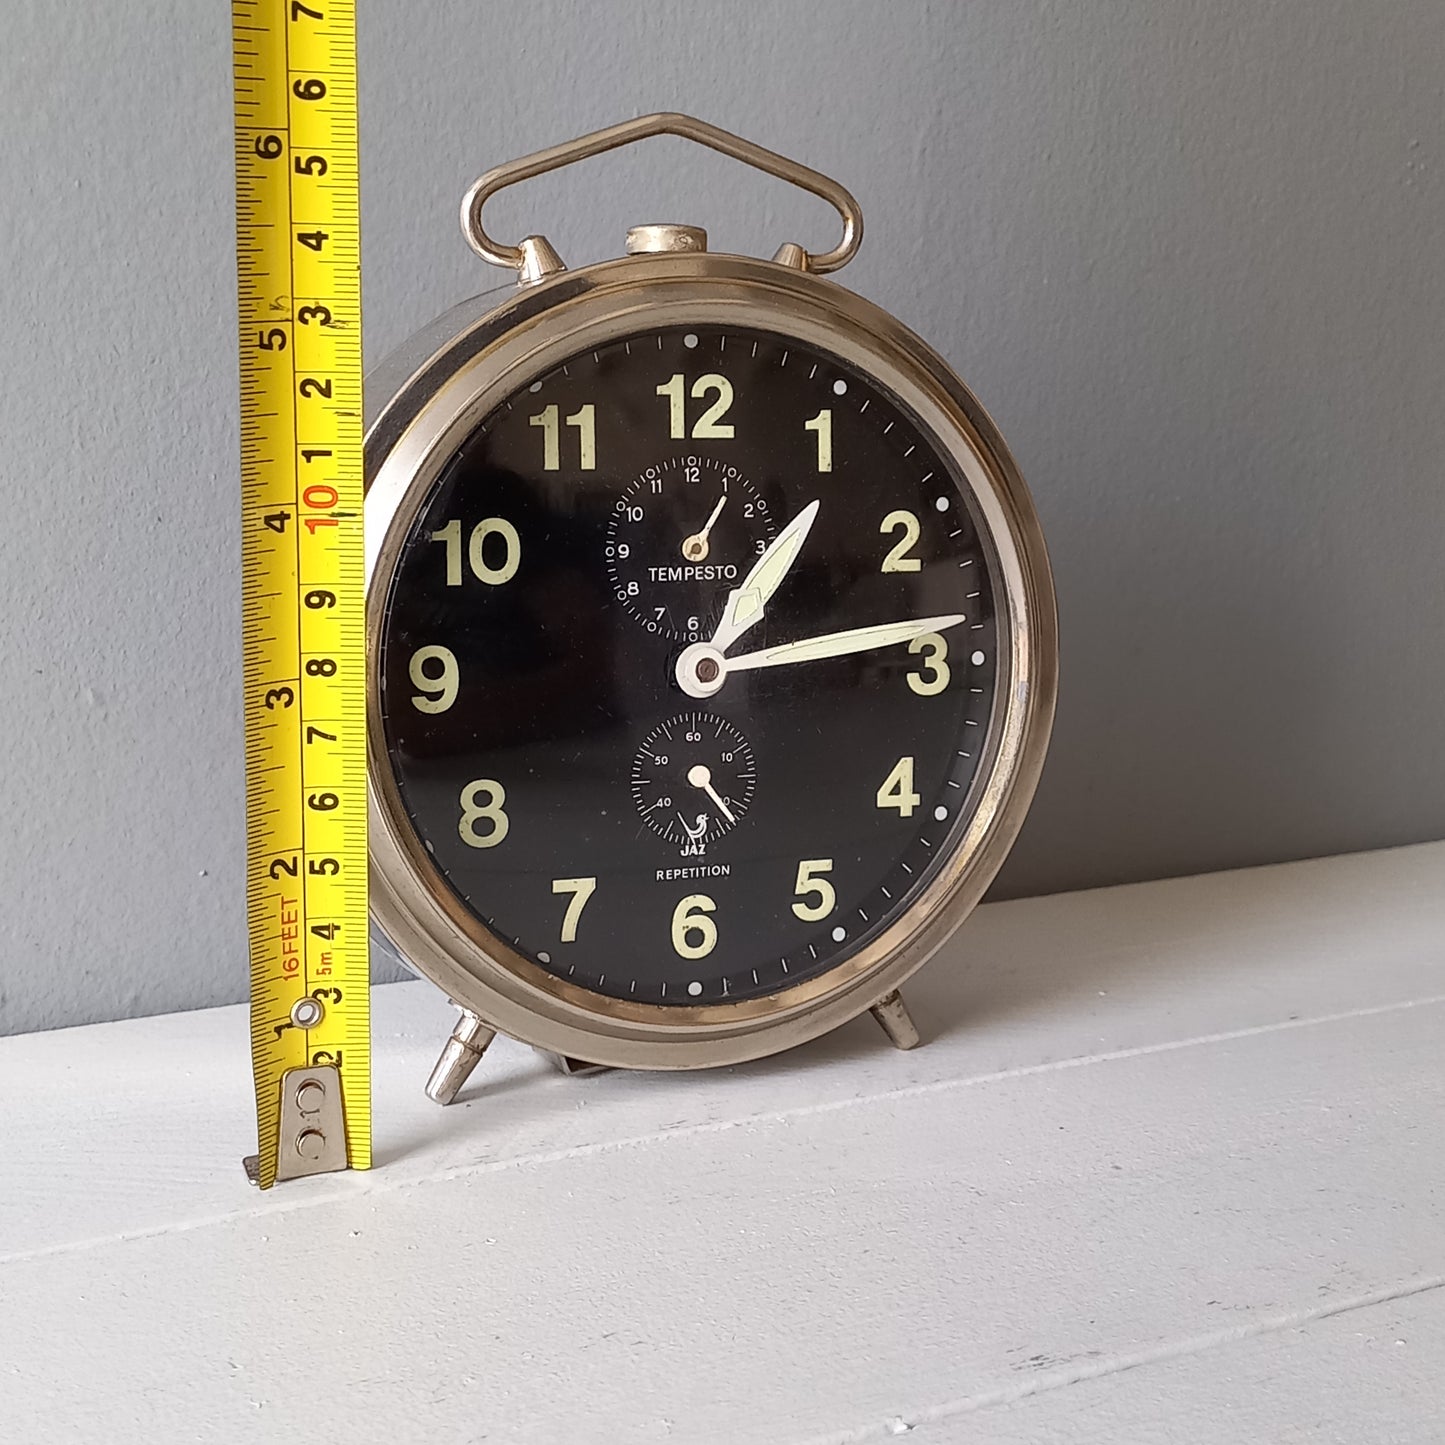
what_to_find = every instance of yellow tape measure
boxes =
[233,0,369,1188]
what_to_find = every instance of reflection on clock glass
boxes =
[378,326,1004,1005]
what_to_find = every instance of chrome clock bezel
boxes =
[365,251,1057,1069]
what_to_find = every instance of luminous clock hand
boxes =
[707,498,819,655]
[681,494,728,562]
[675,498,821,699]
[686,763,736,823]
[724,614,967,673]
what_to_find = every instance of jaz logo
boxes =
[680,813,710,858]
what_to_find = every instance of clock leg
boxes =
[425,1007,496,1105]
[870,990,922,1050]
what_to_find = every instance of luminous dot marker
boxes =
[934,806,948,821]
[831,925,846,942]
[833,378,847,395]
[538,951,551,964]
[971,650,986,666]
[529,381,542,393]
[683,333,699,349]
[935,496,949,512]
[687,980,703,996]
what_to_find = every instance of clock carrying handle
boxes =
[460,111,863,276]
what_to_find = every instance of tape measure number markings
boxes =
[233,0,369,1188]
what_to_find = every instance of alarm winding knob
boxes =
[626,223,708,255]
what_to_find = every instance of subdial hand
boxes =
[723,614,967,674]
[686,763,736,823]
[681,494,728,562]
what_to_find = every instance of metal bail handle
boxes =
[460,111,863,276]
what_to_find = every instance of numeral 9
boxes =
[410,645,458,713]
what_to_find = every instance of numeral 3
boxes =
[906,634,950,696]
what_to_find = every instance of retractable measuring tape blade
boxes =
[233,0,369,1188]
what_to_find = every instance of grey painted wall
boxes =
[2,1,1442,1034]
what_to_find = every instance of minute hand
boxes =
[725,614,967,673]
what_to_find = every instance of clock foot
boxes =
[425,1007,496,1105]
[871,990,921,1050]
[536,1049,611,1077]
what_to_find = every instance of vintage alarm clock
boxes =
[364,114,1057,1100]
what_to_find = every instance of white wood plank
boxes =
[3,843,1442,1262]
[0,845,1442,1441]
[3,1001,1441,1441]
[895,1290,1445,1444]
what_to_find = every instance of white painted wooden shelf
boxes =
[3,845,1443,1442]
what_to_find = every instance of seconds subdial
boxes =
[631,712,756,855]
[605,456,776,641]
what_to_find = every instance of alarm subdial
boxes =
[605,455,776,641]
[630,712,756,853]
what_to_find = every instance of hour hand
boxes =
[724,614,967,673]
[707,499,819,655]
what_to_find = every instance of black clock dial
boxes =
[631,711,756,849]
[606,456,777,641]
[378,325,1003,1006]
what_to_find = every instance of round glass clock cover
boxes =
[377,324,1002,1006]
